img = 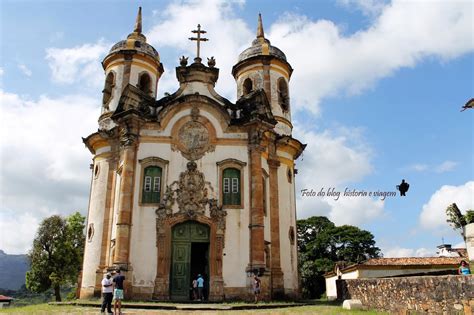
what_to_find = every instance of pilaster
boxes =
[113,120,140,271]
[268,156,284,298]
[248,128,266,271]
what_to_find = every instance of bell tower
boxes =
[99,7,164,129]
[232,14,294,136]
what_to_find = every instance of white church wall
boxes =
[277,163,297,290]
[132,136,251,288]
[128,205,158,288]
[81,158,109,288]
[179,82,224,105]
[104,64,124,113]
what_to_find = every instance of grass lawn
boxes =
[0,303,388,314]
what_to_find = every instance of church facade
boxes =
[79,8,305,301]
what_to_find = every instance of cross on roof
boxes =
[189,24,208,63]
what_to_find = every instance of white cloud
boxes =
[409,163,429,172]
[383,246,434,258]
[435,160,458,173]
[0,211,41,254]
[294,125,373,188]
[419,181,474,230]
[0,67,4,76]
[268,0,473,113]
[147,0,253,100]
[45,40,110,88]
[406,160,458,173]
[0,90,100,253]
[294,125,384,225]
[18,64,32,77]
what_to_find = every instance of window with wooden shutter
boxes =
[223,168,240,205]
[142,166,162,204]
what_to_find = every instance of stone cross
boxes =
[189,24,208,62]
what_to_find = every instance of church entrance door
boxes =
[170,221,210,301]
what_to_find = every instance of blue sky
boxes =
[0,0,473,257]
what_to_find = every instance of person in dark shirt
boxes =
[113,269,125,315]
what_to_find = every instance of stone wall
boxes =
[337,275,474,314]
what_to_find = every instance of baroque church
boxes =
[79,8,305,301]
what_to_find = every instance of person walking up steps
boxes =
[196,274,204,301]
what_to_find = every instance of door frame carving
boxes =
[153,214,225,301]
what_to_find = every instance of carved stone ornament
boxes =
[177,121,214,161]
[119,123,138,147]
[155,161,226,223]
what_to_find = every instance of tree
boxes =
[446,203,474,240]
[297,216,381,299]
[26,212,85,301]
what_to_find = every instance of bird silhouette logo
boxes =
[396,179,410,196]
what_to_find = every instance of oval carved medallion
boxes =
[177,121,211,160]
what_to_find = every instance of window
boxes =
[277,78,289,112]
[138,72,152,95]
[243,78,253,95]
[102,72,115,105]
[217,159,246,208]
[142,166,162,203]
[222,168,240,206]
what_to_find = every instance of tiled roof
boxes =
[0,295,13,301]
[324,256,465,277]
[362,257,464,266]
[451,248,468,258]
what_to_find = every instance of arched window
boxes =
[138,72,152,95]
[277,78,289,112]
[142,166,162,204]
[243,78,253,95]
[102,72,115,105]
[222,168,241,206]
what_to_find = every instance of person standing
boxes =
[101,273,113,314]
[459,260,471,275]
[192,276,198,300]
[113,269,125,315]
[196,274,204,301]
[253,274,261,303]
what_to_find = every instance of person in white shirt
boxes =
[100,273,113,314]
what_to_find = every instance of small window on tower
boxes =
[138,72,152,95]
[243,78,253,95]
[102,72,115,106]
[277,78,289,112]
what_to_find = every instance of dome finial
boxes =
[134,7,142,34]
[257,13,265,38]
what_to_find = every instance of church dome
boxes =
[108,39,160,61]
[237,14,287,63]
[237,38,286,63]
[104,7,160,63]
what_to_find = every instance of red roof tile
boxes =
[362,257,464,266]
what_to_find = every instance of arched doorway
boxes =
[170,221,210,300]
